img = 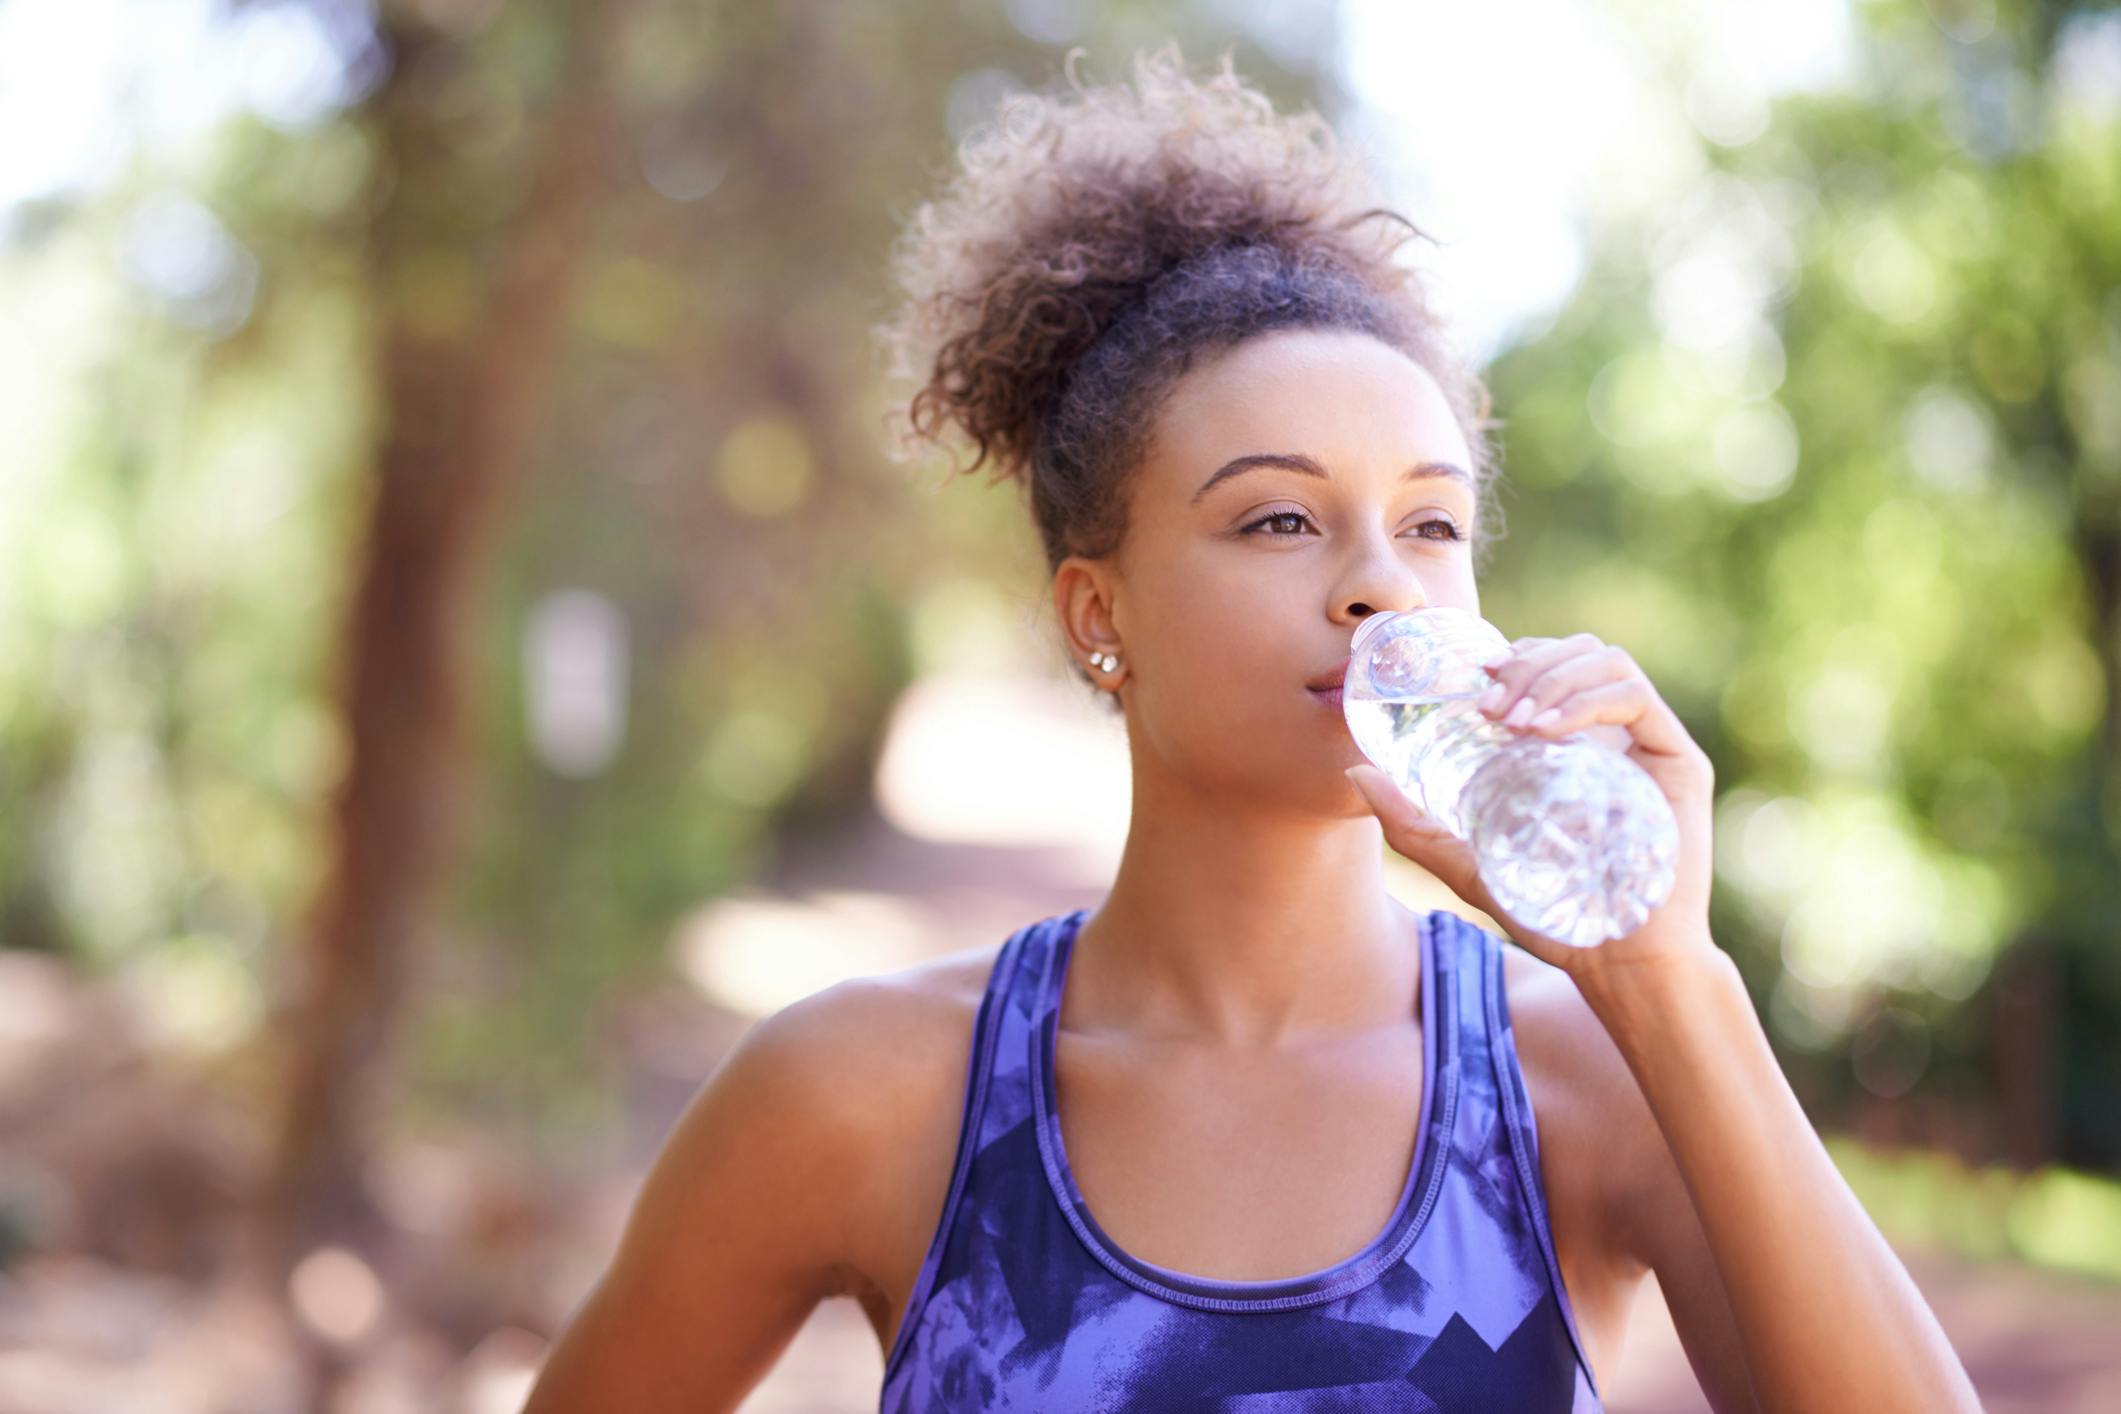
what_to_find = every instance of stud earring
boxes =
[1090,651,1119,673]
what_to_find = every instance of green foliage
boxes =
[1484,0,2121,1162]
[1827,1134,2121,1283]
[0,0,1338,1143]
[3,0,2113,1169]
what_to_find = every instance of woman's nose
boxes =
[1330,527,1431,623]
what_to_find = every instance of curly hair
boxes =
[875,41,1503,676]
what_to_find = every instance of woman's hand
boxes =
[1344,631,1721,995]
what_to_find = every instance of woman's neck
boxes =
[1067,778,1423,1050]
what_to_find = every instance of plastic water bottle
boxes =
[1342,606,1680,948]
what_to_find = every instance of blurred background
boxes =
[0,0,2117,1409]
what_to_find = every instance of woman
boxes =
[524,42,1980,1413]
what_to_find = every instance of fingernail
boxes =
[1504,697,1536,727]
[1478,683,1505,712]
[1531,707,1562,728]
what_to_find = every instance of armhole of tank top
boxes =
[1483,932,1605,1404]
[879,933,1017,1388]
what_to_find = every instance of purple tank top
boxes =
[879,906,1604,1412]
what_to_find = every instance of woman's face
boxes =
[1063,325,1482,813]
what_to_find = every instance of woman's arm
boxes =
[521,980,891,1414]
[1586,946,1980,1413]
[1348,630,1980,1412]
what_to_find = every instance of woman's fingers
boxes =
[1482,638,1706,768]
[1519,677,1706,766]
[1399,626,1722,969]
[1479,635,1609,714]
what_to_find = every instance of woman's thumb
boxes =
[1344,765,1490,910]
[1345,764,1445,842]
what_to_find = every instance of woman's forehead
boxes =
[1146,332,1474,497]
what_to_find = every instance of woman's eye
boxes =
[1241,510,1312,536]
[1238,511,1465,542]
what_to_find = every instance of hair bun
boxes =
[875,40,1495,585]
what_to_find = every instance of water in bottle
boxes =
[1342,606,1679,948]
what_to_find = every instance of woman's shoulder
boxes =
[735,938,1009,1310]
[520,938,1012,1405]
[771,937,1003,1055]
[738,937,1006,1179]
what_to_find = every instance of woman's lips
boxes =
[1309,654,1349,710]
[1307,656,1350,692]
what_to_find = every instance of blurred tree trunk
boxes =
[258,0,622,1285]
[1992,933,2060,1168]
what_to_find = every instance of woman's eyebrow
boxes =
[1191,453,1473,505]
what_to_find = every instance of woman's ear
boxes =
[1053,555,1125,686]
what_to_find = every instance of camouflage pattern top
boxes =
[879,905,1604,1413]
